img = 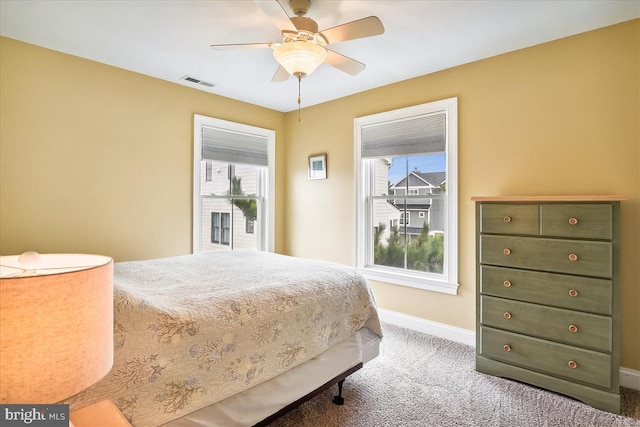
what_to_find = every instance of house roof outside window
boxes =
[390,171,446,190]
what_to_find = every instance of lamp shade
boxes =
[273,41,327,77]
[0,253,113,404]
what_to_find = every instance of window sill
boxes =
[359,267,459,295]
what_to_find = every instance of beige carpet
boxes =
[270,323,640,427]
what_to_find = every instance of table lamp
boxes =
[0,252,114,425]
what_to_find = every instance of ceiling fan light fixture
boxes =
[273,41,327,77]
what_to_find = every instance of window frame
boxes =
[354,98,459,295]
[193,115,275,253]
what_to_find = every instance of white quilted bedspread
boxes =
[66,250,381,427]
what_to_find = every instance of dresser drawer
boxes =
[480,204,539,235]
[541,204,612,240]
[480,235,612,278]
[480,296,612,352]
[480,326,611,389]
[480,266,612,315]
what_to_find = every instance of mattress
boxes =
[162,327,381,426]
[66,251,382,427]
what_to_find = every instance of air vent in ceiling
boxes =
[180,75,215,88]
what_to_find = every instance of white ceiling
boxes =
[1,0,638,113]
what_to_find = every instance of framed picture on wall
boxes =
[308,154,327,180]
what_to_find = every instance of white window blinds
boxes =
[361,112,446,158]
[201,125,269,166]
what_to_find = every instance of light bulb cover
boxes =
[273,41,327,77]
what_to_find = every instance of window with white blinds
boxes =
[193,115,275,253]
[361,112,446,158]
[355,98,459,295]
[201,125,268,166]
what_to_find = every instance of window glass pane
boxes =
[388,154,446,190]
[198,161,263,252]
[371,198,405,269]
[407,226,444,274]
[369,152,446,275]
[373,159,392,196]
[233,201,259,250]
[232,164,258,196]
[200,160,230,196]
[230,164,261,250]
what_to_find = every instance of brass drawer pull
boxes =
[568,253,578,262]
[569,324,578,333]
[503,344,511,352]
[503,312,512,320]
[568,360,578,369]
[568,289,579,297]
[568,217,579,225]
[503,280,512,288]
[503,248,511,255]
[503,216,512,223]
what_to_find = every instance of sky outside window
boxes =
[388,153,446,185]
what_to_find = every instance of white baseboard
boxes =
[620,367,640,391]
[378,308,476,347]
[377,308,640,391]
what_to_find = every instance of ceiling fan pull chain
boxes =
[297,73,302,122]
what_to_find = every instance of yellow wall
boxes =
[283,20,639,370]
[1,20,638,370]
[0,37,287,260]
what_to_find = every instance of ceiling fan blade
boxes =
[271,65,290,82]
[325,49,366,75]
[320,16,384,44]
[255,0,298,32]
[210,42,277,50]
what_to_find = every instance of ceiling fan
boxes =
[211,0,385,82]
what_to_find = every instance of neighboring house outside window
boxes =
[355,98,459,295]
[390,171,446,239]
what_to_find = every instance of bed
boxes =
[66,250,382,427]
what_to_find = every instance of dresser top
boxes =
[471,195,626,202]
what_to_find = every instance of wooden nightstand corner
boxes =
[70,400,131,427]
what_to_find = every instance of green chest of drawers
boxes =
[472,196,623,414]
